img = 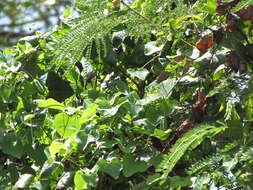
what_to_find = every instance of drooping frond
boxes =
[157,124,227,181]
[186,153,223,175]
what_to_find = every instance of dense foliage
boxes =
[1,0,253,189]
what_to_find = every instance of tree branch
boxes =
[0,14,59,28]
[0,31,33,38]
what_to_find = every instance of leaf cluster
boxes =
[1,0,253,189]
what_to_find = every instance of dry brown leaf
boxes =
[191,92,207,123]
[176,119,193,137]
[195,36,214,52]
[235,5,253,24]
[216,0,241,15]
[193,92,207,111]
[156,71,170,83]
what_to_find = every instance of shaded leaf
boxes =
[1,133,24,158]
[46,72,73,102]
[98,158,122,179]
[123,155,149,177]
[70,131,95,151]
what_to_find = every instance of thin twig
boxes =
[120,0,153,23]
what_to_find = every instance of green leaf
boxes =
[74,170,88,190]
[137,94,160,105]
[146,173,161,185]
[123,155,149,177]
[40,162,63,179]
[56,172,74,189]
[98,158,122,179]
[63,6,73,19]
[0,85,12,102]
[244,93,253,121]
[25,143,47,166]
[213,64,226,81]
[144,41,163,56]
[1,133,24,158]
[36,98,65,111]
[101,100,128,116]
[74,170,98,190]
[151,128,172,141]
[14,174,34,189]
[205,0,218,13]
[170,176,192,188]
[176,14,203,25]
[132,126,151,135]
[225,99,240,121]
[70,131,95,151]
[24,114,35,121]
[80,103,98,124]
[115,138,135,153]
[127,68,149,81]
[148,155,164,168]
[158,78,177,98]
[49,140,67,159]
[53,113,81,138]
[223,157,238,172]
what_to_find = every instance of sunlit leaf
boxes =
[127,68,149,81]
[49,140,67,159]
[36,98,65,111]
[74,170,98,190]
[144,41,163,56]
[80,103,98,124]
[53,113,81,138]
[14,174,34,189]
[213,64,226,80]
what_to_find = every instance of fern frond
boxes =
[221,140,240,152]
[186,153,223,175]
[51,17,118,70]
[157,124,227,180]
[231,0,253,12]
[50,0,195,71]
